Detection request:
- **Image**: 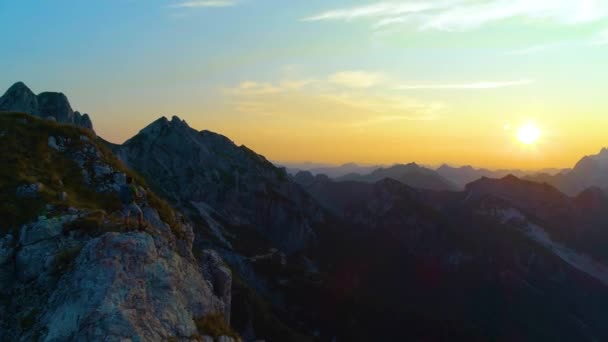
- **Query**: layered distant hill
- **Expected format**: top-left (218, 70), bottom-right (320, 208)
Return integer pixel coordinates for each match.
top-left (281, 162), bottom-right (382, 178)
top-left (525, 148), bottom-right (608, 195)
top-left (334, 163), bottom-right (459, 191)
top-left (288, 160), bottom-right (567, 191)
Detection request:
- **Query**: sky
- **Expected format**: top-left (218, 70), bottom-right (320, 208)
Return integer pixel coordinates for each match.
top-left (1, 0), bottom-right (608, 169)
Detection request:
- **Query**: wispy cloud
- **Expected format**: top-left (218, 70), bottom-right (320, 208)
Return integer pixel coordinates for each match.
top-left (170, 1), bottom-right (236, 8)
top-left (328, 71), bottom-right (386, 88)
top-left (396, 79), bottom-right (534, 90)
top-left (505, 27), bottom-right (608, 55)
top-left (224, 79), bottom-right (318, 96)
top-left (506, 42), bottom-right (570, 55)
top-left (223, 69), bottom-right (445, 123)
top-left (304, 1), bottom-right (608, 32)
top-left (226, 81), bottom-right (283, 95)
top-left (303, 2), bottom-right (446, 22)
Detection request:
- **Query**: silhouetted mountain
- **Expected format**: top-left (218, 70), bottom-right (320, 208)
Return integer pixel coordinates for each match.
top-left (114, 115), bottom-right (325, 253)
top-left (526, 148), bottom-right (608, 195)
top-left (336, 163), bottom-right (458, 191)
top-left (436, 164), bottom-right (569, 189)
top-left (436, 164), bottom-right (528, 189)
top-left (0, 82), bottom-right (93, 130)
top-left (292, 170), bottom-right (316, 186)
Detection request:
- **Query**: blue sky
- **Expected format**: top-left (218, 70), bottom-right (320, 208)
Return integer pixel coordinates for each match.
top-left (2, 1), bottom-right (608, 168)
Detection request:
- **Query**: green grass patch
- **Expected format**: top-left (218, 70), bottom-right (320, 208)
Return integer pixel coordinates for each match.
top-left (0, 112), bottom-right (185, 240)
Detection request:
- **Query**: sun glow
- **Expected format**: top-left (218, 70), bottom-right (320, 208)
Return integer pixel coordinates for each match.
top-left (516, 123), bottom-right (541, 145)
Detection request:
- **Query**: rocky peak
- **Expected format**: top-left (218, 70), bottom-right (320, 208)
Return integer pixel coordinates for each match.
top-left (0, 81), bottom-right (39, 115)
top-left (0, 82), bottom-right (93, 130)
top-left (4, 81), bottom-right (33, 96)
top-left (73, 111), bottom-right (93, 130)
top-left (171, 115), bottom-right (189, 127)
top-left (137, 115), bottom-right (192, 139)
top-left (589, 147), bottom-right (608, 169)
top-left (37, 91), bottom-right (74, 123)
top-left (118, 116), bottom-right (325, 252)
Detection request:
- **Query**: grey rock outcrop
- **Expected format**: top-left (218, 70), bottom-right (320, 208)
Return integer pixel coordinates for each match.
top-left (0, 82), bottom-right (94, 130)
top-left (40, 232), bottom-right (225, 341)
top-left (201, 250), bottom-right (232, 322)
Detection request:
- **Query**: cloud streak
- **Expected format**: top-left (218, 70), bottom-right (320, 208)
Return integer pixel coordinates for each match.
top-left (224, 70), bottom-right (445, 123)
top-left (328, 71), bottom-right (386, 88)
top-left (304, 1), bottom-right (608, 32)
top-left (397, 79), bottom-right (534, 90)
top-left (170, 1), bottom-right (236, 8)
top-left (505, 27), bottom-right (608, 55)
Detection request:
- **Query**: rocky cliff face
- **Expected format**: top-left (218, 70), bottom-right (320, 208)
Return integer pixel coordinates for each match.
top-left (0, 82), bottom-right (93, 131)
top-left (114, 116), bottom-right (325, 253)
top-left (0, 113), bottom-right (235, 341)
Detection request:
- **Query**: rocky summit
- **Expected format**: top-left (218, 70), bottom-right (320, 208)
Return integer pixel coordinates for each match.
top-left (114, 115), bottom-right (326, 253)
top-left (0, 82), bottom-right (93, 130)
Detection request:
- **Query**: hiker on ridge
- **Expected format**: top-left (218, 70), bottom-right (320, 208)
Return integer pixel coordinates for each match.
top-left (120, 176), bottom-right (147, 230)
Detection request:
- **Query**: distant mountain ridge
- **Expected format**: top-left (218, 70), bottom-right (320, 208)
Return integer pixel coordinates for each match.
top-left (335, 162), bottom-right (458, 191)
top-left (525, 147), bottom-right (608, 195)
top-left (436, 164), bottom-right (527, 189)
top-left (0, 82), bottom-right (93, 130)
top-left (281, 162), bottom-right (382, 178)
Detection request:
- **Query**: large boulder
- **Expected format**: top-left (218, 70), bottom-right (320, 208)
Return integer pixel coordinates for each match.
top-left (40, 232), bottom-right (226, 341)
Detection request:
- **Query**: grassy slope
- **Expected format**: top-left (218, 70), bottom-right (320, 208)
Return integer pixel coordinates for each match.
top-left (0, 112), bottom-right (178, 236)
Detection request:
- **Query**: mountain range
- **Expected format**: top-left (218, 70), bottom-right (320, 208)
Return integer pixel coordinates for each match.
top-left (2, 81), bottom-right (608, 341)
top-left (288, 161), bottom-right (569, 191)
top-left (333, 163), bottom-right (459, 191)
top-left (282, 162), bottom-right (383, 179)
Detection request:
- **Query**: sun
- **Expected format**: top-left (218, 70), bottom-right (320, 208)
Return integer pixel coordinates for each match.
top-left (516, 123), bottom-right (541, 145)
